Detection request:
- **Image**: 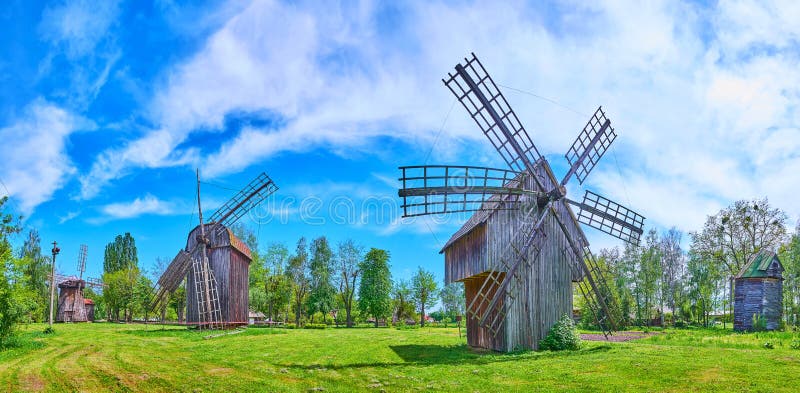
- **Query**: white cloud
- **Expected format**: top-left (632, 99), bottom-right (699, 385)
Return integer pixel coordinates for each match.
top-left (0, 100), bottom-right (86, 214)
top-left (100, 194), bottom-right (176, 219)
top-left (38, 0), bottom-right (121, 59)
top-left (78, 0), bottom-right (800, 236)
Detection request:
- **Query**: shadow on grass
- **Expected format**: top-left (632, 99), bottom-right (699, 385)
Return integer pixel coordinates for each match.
top-left (277, 343), bottom-right (612, 370)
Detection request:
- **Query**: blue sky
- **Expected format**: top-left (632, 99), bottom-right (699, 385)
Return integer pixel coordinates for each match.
top-left (1, 0), bottom-right (799, 284)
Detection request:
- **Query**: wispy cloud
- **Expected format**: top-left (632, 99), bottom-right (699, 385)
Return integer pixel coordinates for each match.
top-left (75, 0), bottom-right (800, 234)
top-left (0, 99), bottom-right (87, 214)
top-left (100, 194), bottom-right (176, 220)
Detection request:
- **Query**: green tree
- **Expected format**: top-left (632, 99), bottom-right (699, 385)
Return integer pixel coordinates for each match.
top-left (286, 237), bottom-right (309, 326)
top-left (335, 239), bottom-right (363, 327)
top-left (780, 226), bottom-right (800, 327)
top-left (169, 284), bottom-right (187, 322)
top-left (103, 233), bottom-right (139, 273)
top-left (393, 279), bottom-right (415, 323)
top-left (307, 237), bottom-right (335, 323)
top-left (411, 267), bottom-right (438, 327)
top-left (439, 282), bottom-right (464, 320)
top-left (263, 243), bottom-right (291, 322)
top-left (103, 233), bottom-right (139, 320)
top-left (358, 248), bottom-right (393, 327)
top-left (691, 198), bottom-right (788, 322)
top-left (0, 196), bottom-right (23, 346)
top-left (15, 229), bottom-right (50, 322)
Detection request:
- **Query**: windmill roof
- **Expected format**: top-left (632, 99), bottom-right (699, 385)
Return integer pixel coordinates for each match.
top-left (439, 178), bottom-right (522, 253)
top-left (735, 250), bottom-right (782, 279)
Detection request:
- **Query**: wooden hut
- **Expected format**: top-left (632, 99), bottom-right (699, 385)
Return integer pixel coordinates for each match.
top-left (84, 298), bottom-right (95, 321)
top-left (734, 250), bottom-right (783, 331)
top-left (442, 164), bottom-right (585, 351)
top-left (186, 223), bottom-right (252, 326)
top-left (56, 278), bottom-right (88, 322)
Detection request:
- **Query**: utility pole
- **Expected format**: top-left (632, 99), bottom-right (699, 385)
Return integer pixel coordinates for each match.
top-left (49, 241), bottom-right (60, 328)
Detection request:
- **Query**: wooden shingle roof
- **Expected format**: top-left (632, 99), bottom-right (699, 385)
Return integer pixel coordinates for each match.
top-left (735, 250), bottom-right (783, 279)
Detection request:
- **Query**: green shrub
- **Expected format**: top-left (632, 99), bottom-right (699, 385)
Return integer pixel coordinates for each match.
top-left (285, 323), bottom-right (297, 329)
top-left (790, 340), bottom-right (800, 350)
top-left (539, 314), bottom-right (582, 351)
top-left (304, 324), bottom-right (327, 330)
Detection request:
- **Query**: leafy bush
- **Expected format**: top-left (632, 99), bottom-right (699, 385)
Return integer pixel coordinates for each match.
top-left (539, 314), bottom-right (582, 351)
top-left (284, 323), bottom-right (297, 329)
top-left (304, 324), bottom-right (327, 330)
top-left (674, 320), bottom-right (686, 328)
top-left (790, 340), bottom-right (800, 350)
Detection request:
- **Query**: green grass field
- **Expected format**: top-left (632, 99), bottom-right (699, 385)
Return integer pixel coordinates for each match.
top-left (2, 323), bottom-right (800, 392)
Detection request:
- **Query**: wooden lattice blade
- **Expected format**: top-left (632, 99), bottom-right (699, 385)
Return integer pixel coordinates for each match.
top-left (149, 248), bottom-right (193, 311)
top-left (561, 107), bottom-right (617, 186)
top-left (398, 165), bottom-right (541, 218)
top-left (567, 191), bottom-right (645, 246)
top-left (208, 172), bottom-right (278, 230)
top-left (443, 53), bottom-right (543, 180)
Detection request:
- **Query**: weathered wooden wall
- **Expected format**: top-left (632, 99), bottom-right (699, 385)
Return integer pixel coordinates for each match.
top-left (446, 160), bottom-right (584, 351)
top-left (734, 278), bottom-right (783, 331)
top-left (85, 302), bottom-right (95, 322)
top-left (56, 281), bottom-right (88, 322)
top-left (463, 273), bottom-right (506, 351)
top-left (186, 224), bottom-right (251, 326)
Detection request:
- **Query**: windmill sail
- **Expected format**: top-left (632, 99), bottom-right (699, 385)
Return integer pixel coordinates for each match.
top-left (398, 165), bottom-right (541, 217)
top-left (561, 107), bottom-right (617, 186)
top-left (444, 54), bottom-right (543, 178)
top-left (568, 190), bottom-right (645, 245)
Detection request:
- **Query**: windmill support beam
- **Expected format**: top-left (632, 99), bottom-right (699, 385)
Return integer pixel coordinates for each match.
top-left (399, 186), bottom-right (537, 198)
top-left (560, 119), bottom-right (611, 187)
top-left (548, 204), bottom-right (617, 332)
top-left (477, 206), bottom-right (550, 327)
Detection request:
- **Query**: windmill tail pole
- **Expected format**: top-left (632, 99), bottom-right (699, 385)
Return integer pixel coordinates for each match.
top-left (49, 242), bottom-right (60, 328)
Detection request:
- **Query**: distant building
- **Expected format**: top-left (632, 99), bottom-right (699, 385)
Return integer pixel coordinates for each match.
top-left (56, 278), bottom-right (88, 322)
top-left (734, 250), bottom-right (783, 331)
top-left (248, 311), bottom-right (265, 325)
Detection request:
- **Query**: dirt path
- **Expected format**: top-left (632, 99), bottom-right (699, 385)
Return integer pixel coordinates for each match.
top-left (580, 331), bottom-right (659, 342)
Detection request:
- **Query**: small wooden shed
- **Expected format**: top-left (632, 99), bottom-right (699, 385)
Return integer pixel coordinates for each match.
top-left (84, 298), bottom-right (95, 321)
top-left (56, 278), bottom-right (88, 322)
top-left (186, 223), bottom-right (252, 326)
top-left (734, 250), bottom-right (783, 331)
top-left (442, 163), bottom-right (585, 352)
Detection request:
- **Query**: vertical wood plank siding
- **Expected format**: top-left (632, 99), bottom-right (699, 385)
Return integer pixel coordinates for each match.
top-left (56, 280), bottom-right (88, 322)
top-left (186, 224), bottom-right (252, 326)
top-left (445, 161), bottom-right (582, 351)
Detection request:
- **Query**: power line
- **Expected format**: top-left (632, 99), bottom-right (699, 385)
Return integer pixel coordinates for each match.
top-left (424, 98), bottom-right (457, 165)
top-left (497, 83), bottom-right (589, 118)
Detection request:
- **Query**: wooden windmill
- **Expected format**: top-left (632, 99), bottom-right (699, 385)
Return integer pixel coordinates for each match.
top-left (398, 53), bottom-right (645, 351)
top-left (150, 170), bottom-right (278, 329)
top-left (55, 244), bottom-right (101, 322)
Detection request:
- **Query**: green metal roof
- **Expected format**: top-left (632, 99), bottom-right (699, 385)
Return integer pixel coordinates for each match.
top-left (736, 250), bottom-right (782, 279)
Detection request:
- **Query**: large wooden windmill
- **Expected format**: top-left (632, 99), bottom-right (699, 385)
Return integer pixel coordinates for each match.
top-left (150, 171), bottom-right (278, 329)
top-left (398, 54), bottom-right (645, 351)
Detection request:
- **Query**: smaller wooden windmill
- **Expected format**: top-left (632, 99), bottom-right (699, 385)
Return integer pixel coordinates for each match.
top-left (150, 170), bottom-right (278, 329)
top-left (56, 244), bottom-right (93, 322)
top-left (398, 53), bottom-right (645, 351)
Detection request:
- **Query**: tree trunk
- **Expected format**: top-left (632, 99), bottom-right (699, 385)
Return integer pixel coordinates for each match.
top-left (345, 307), bottom-right (352, 327)
top-left (374, 316), bottom-right (379, 328)
top-left (420, 304), bottom-right (425, 327)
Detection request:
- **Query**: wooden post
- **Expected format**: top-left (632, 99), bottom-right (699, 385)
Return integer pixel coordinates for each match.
top-left (456, 315), bottom-right (462, 338)
top-left (49, 241), bottom-right (60, 328)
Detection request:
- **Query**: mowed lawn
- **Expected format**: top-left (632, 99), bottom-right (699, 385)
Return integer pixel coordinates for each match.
top-left (2, 323), bottom-right (800, 392)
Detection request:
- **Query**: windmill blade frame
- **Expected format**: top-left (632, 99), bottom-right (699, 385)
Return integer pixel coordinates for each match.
top-left (398, 165), bottom-right (543, 217)
top-left (149, 249), bottom-right (195, 311)
top-left (208, 172), bottom-right (278, 233)
top-left (444, 54), bottom-right (544, 185)
top-left (561, 106), bottom-right (617, 186)
top-left (566, 190), bottom-right (645, 246)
